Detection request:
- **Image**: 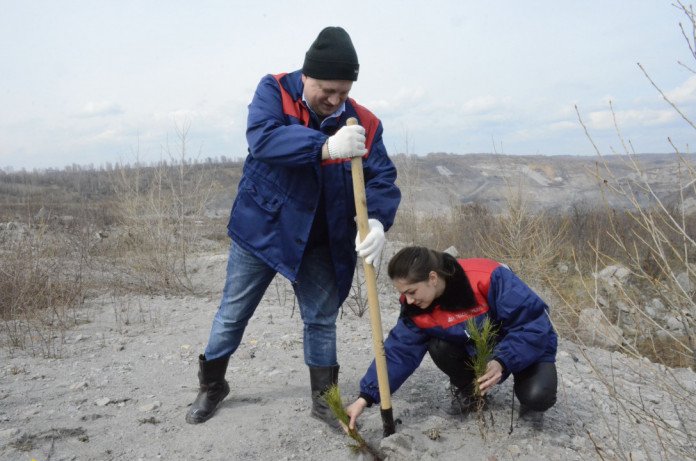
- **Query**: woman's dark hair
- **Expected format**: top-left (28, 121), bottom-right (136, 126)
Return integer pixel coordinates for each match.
top-left (387, 246), bottom-right (457, 283)
top-left (388, 246), bottom-right (476, 313)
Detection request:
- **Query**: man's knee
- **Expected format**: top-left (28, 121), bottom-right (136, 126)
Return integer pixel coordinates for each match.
top-left (303, 306), bottom-right (340, 328)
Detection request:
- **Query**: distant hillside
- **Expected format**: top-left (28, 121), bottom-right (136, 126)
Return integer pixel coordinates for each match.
top-left (1, 153), bottom-right (693, 222)
top-left (390, 152), bottom-right (696, 214)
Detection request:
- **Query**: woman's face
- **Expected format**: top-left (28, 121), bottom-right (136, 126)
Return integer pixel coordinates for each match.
top-left (392, 271), bottom-right (443, 309)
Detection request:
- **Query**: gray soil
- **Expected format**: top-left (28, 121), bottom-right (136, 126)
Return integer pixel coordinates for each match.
top-left (1, 252), bottom-right (695, 461)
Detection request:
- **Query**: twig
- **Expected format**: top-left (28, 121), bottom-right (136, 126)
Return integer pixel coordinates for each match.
top-left (637, 62), bottom-right (696, 132)
top-left (586, 429), bottom-right (608, 461)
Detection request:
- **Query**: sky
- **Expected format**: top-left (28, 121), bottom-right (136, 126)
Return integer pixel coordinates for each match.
top-left (1, 1), bottom-right (695, 170)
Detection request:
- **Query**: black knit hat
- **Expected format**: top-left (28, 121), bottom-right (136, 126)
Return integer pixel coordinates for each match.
top-left (302, 26), bottom-right (359, 81)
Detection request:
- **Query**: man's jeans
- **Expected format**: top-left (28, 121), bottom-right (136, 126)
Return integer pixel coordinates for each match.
top-left (204, 240), bottom-right (340, 367)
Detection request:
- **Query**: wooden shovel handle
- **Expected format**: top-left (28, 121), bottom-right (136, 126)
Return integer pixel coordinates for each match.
top-left (348, 118), bottom-right (371, 242)
top-left (347, 117), bottom-right (395, 436)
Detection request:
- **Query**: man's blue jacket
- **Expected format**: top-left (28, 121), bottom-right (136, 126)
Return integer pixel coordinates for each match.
top-left (227, 70), bottom-right (401, 304)
top-left (360, 258), bottom-right (557, 404)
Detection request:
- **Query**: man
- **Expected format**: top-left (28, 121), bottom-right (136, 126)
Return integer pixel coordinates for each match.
top-left (185, 26), bottom-right (401, 429)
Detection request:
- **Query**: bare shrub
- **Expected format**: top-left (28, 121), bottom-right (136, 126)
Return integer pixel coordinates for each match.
top-left (345, 243), bottom-right (392, 318)
top-left (0, 222), bottom-right (86, 357)
top-left (346, 261), bottom-right (370, 317)
top-left (574, 112), bottom-right (696, 368)
top-left (559, 3), bottom-right (696, 458)
top-left (109, 123), bottom-right (216, 294)
top-left (479, 183), bottom-right (566, 286)
top-left (110, 295), bottom-right (162, 332)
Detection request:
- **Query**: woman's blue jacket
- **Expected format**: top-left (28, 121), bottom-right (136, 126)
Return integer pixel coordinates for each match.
top-left (360, 258), bottom-right (557, 404)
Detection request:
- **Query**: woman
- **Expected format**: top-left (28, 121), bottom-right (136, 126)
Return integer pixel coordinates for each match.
top-left (346, 246), bottom-right (558, 429)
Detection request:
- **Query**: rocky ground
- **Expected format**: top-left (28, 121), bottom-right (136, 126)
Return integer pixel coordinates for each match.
top-left (1, 252), bottom-right (695, 461)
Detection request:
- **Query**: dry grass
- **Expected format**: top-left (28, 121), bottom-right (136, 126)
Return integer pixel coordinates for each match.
top-left (0, 221), bottom-right (87, 357)
top-left (0, 124), bottom-right (225, 354)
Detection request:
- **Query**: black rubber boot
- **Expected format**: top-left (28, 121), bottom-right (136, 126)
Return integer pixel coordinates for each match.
top-left (185, 354), bottom-right (230, 424)
top-left (518, 403), bottom-right (545, 427)
top-left (309, 365), bottom-right (341, 430)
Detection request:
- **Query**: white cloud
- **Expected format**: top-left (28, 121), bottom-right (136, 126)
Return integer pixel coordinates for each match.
top-left (459, 95), bottom-right (509, 115)
top-left (665, 75), bottom-right (696, 103)
top-left (76, 101), bottom-right (123, 118)
top-left (587, 108), bottom-right (676, 130)
top-left (365, 86), bottom-right (426, 115)
top-left (76, 127), bottom-right (122, 145)
top-left (547, 120), bottom-right (577, 132)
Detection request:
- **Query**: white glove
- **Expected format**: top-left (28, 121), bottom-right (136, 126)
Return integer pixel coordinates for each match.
top-left (355, 219), bottom-right (385, 267)
top-left (327, 125), bottom-right (367, 159)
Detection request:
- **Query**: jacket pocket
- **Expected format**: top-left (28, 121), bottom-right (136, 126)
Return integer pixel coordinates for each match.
top-left (239, 177), bottom-right (285, 213)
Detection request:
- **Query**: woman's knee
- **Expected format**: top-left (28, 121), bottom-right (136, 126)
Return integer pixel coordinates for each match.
top-left (514, 362), bottom-right (558, 411)
top-left (428, 338), bottom-right (464, 364)
top-left (427, 338), bottom-right (474, 387)
top-left (517, 384), bottom-right (557, 411)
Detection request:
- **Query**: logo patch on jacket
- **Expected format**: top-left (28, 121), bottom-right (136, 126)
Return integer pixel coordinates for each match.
top-left (411, 304), bottom-right (489, 330)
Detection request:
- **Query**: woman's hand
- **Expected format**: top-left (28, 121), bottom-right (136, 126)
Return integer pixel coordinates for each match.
top-left (345, 397), bottom-right (368, 431)
top-left (477, 360), bottom-right (503, 395)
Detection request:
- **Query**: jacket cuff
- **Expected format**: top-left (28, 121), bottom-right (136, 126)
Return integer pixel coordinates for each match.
top-left (493, 357), bottom-right (508, 375)
top-left (359, 392), bottom-right (375, 407)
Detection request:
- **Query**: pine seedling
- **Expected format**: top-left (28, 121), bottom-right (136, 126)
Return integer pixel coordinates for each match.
top-left (323, 385), bottom-right (382, 460)
top-left (466, 317), bottom-right (498, 438)
top-left (466, 317), bottom-right (498, 396)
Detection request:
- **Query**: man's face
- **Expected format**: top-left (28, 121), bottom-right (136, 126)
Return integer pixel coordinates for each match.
top-left (302, 75), bottom-right (353, 117)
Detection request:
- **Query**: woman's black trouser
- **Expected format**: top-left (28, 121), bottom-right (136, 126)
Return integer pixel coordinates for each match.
top-left (427, 337), bottom-right (558, 411)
